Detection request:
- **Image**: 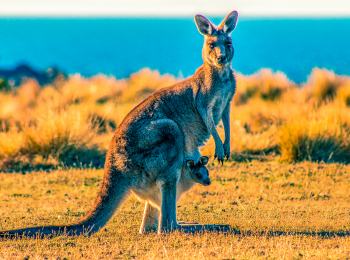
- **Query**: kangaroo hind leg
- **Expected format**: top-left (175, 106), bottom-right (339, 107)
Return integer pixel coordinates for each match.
top-left (139, 201), bottom-right (159, 234)
top-left (158, 176), bottom-right (180, 233)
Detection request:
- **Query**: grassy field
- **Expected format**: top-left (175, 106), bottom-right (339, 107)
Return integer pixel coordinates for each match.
top-left (1, 161), bottom-right (350, 259)
top-left (1, 67), bottom-right (350, 259)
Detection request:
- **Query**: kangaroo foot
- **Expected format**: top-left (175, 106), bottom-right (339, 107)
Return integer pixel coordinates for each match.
top-left (158, 223), bottom-right (232, 233)
top-left (177, 224), bottom-right (232, 233)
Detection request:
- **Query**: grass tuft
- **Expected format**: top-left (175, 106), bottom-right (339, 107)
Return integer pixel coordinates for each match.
top-left (304, 68), bottom-right (350, 103)
top-left (279, 116), bottom-right (350, 163)
top-left (234, 69), bottom-right (296, 105)
top-left (118, 68), bottom-right (177, 103)
top-left (0, 110), bottom-right (105, 171)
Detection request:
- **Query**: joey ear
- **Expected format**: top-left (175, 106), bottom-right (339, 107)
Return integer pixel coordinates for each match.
top-left (195, 15), bottom-right (216, 36)
top-left (218, 11), bottom-right (238, 34)
top-left (186, 160), bottom-right (196, 170)
top-left (199, 156), bottom-right (209, 166)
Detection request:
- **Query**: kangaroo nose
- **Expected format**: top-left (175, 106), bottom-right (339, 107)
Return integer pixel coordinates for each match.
top-left (218, 55), bottom-right (226, 62)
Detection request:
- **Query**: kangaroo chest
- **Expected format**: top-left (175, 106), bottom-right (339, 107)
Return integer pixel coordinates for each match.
top-left (210, 80), bottom-right (234, 125)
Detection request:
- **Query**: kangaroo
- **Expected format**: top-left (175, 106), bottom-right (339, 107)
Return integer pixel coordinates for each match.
top-left (186, 156), bottom-right (211, 186)
top-left (139, 155), bottom-right (211, 234)
top-left (0, 10), bottom-right (238, 237)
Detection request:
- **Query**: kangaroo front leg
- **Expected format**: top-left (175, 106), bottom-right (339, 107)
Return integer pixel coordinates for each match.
top-left (197, 106), bottom-right (224, 163)
top-left (139, 201), bottom-right (159, 234)
top-left (222, 103), bottom-right (231, 160)
top-left (158, 181), bottom-right (179, 233)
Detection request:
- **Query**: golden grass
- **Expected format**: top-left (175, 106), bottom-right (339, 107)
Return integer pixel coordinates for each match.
top-left (1, 162), bottom-right (350, 259)
top-left (118, 68), bottom-right (177, 103)
top-left (234, 69), bottom-right (297, 105)
top-left (0, 67), bottom-right (350, 170)
top-left (279, 116), bottom-right (350, 163)
top-left (303, 68), bottom-right (350, 103)
top-left (0, 109), bottom-right (104, 171)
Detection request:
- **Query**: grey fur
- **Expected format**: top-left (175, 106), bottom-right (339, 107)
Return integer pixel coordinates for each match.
top-left (0, 10), bottom-right (238, 237)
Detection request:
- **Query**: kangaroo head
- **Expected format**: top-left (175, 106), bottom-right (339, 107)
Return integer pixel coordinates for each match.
top-left (195, 11), bottom-right (238, 68)
top-left (186, 156), bottom-right (211, 186)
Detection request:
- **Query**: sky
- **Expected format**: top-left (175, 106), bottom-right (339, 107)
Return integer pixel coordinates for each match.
top-left (0, 0), bottom-right (350, 17)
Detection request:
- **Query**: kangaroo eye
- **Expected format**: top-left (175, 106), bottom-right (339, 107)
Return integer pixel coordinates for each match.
top-left (209, 44), bottom-right (214, 49)
top-left (226, 43), bottom-right (232, 47)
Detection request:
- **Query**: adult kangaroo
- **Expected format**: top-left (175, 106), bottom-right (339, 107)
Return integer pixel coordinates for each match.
top-left (0, 11), bottom-right (238, 237)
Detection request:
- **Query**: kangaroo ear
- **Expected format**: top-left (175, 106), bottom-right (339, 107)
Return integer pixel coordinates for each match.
top-left (195, 15), bottom-right (216, 36)
top-left (186, 160), bottom-right (196, 170)
top-left (199, 156), bottom-right (209, 165)
top-left (218, 11), bottom-right (238, 34)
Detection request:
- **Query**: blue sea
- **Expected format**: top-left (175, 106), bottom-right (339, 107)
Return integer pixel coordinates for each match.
top-left (0, 17), bottom-right (349, 83)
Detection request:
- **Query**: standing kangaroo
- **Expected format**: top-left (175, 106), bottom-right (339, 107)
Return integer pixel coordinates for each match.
top-left (0, 11), bottom-right (238, 237)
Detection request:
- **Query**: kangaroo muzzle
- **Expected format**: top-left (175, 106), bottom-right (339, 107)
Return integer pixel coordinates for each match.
top-left (218, 55), bottom-right (227, 64)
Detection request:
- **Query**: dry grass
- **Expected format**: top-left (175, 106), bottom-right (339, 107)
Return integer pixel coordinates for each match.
top-left (0, 67), bottom-right (350, 170)
top-left (233, 69), bottom-right (297, 105)
top-left (303, 68), bottom-right (350, 103)
top-left (118, 68), bottom-right (176, 103)
top-left (279, 113), bottom-right (350, 163)
top-left (1, 162), bottom-right (350, 259)
top-left (0, 109), bottom-right (104, 171)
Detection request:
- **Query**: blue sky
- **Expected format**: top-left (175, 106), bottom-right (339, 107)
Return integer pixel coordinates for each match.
top-left (0, 0), bottom-right (349, 17)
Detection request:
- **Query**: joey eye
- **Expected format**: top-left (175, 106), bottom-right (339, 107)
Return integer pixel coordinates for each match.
top-left (209, 44), bottom-right (214, 49)
top-left (226, 42), bottom-right (232, 47)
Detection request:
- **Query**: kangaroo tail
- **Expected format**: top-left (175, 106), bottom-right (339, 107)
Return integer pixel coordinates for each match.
top-left (0, 162), bottom-right (131, 238)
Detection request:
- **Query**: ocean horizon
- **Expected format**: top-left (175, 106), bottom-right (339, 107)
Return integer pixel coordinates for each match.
top-left (0, 16), bottom-right (349, 83)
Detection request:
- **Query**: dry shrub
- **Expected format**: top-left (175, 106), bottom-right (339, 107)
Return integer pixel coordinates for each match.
top-left (0, 93), bottom-right (20, 119)
top-left (304, 68), bottom-right (350, 102)
top-left (234, 69), bottom-right (296, 105)
top-left (0, 93), bottom-right (21, 132)
top-left (118, 68), bottom-right (177, 103)
top-left (0, 110), bottom-right (106, 171)
top-left (336, 81), bottom-right (350, 106)
top-left (231, 99), bottom-right (301, 134)
top-left (317, 102), bottom-right (350, 132)
top-left (0, 130), bottom-right (24, 160)
top-left (0, 130), bottom-right (26, 171)
top-left (279, 116), bottom-right (350, 163)
top-left (59, 74), bottom-right (127, 106)
top-left (16, 79), bottom-right (40, 107)
top-left (201, 120), bottom-right (279, 161)
top-left (230, 121), bottom-right (279, 159)
top-left (37, 85), bottom-right (60, 107)
top-left (70, 102), bottom-right (119, 133)
top-left (20, 110), bottom-right (105, 167)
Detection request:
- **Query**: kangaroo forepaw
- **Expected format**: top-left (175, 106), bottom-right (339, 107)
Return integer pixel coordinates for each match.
top-left (223, 142), bottom-right (231, 160)
top-left (214, 156), bottom-right (224, 165)
top-left (214, 155), bottom-right (224, 166)
top-left (214, 147), bottom-right (225, 165)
